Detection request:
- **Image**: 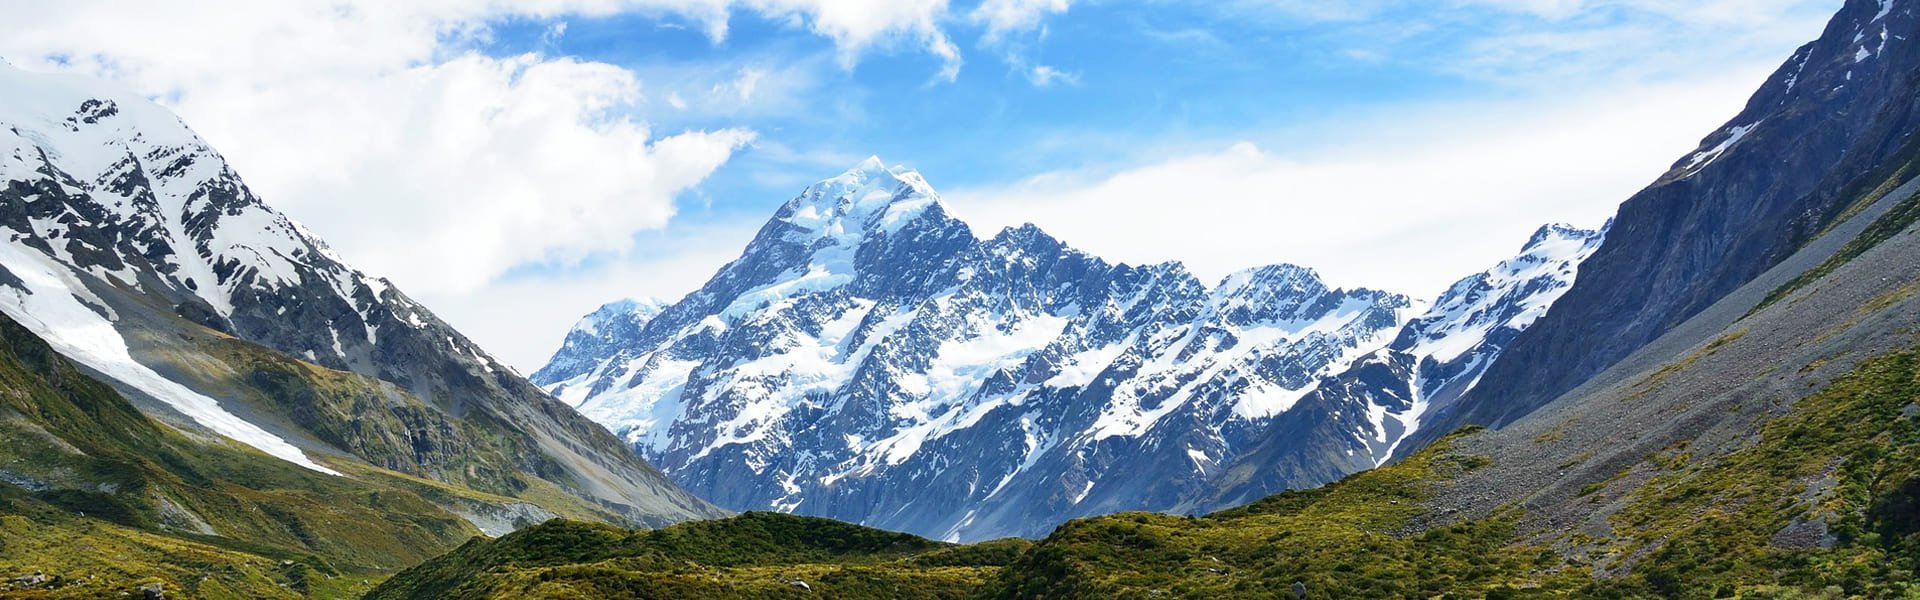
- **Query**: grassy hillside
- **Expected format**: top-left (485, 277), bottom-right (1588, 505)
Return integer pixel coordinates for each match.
top-left (0, 314), bottom-right (489, 597)
top-left (380, 347), bottom-right (1920, 599)
top-left (366, 512), bottom-right (1031, 600)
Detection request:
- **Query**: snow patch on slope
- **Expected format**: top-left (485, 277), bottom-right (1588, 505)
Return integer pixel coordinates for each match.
top-left (1678, 121), bottom-right (1761, 178)
top-left (0, 242), bottom-right (339, 475)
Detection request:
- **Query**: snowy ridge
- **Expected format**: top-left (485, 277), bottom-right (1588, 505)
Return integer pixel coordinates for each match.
top-left (542, 160), bottom-right (1606, 540)
top-left (1372, 222), bottom-right (1607, 462)
top-left (1, 65), bottom-right (314, 313)
top-left (1678, 122), bottom-right (1762, 179)
top-left (1402, 223), bottom-right (1608, 365)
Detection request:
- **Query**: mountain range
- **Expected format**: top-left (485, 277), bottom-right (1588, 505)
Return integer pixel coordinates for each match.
top-left (534, 157), bottom-right (1604, 541)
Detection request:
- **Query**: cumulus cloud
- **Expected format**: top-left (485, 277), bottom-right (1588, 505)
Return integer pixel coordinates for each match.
top-left (230, 53), bottom-right (753, 293)
top-left (944, 70), bottom-right (1778, 299)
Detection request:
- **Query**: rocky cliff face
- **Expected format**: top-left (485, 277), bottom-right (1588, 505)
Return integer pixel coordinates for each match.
top-left (0, 62), bottom-right (720, 528)
top-left (1424, 0), bottom-right (1920, 442)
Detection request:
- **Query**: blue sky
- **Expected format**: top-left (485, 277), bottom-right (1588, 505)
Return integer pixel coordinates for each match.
top-left (3, 0), bottom-right (1843, 369)
top-left (471, 2), bottom-right (1560, 228)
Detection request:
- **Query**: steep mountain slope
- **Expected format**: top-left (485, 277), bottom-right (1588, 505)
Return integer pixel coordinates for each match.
top-left (1194, 223), bottom-right (1604, 511)
top-left (0, 61), bottom-right (720, 534)
top-left (1424, 0), bottom-right (1920, 441)
top-left (537, 160), bottom-right (1600, 542)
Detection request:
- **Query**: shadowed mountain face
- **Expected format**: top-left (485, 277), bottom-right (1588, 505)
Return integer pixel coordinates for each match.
top-left (0, 62), bottom-right (721, 533)
top-left (537, 157), bottom-right (1601, 541)
top-left (1423, 0), bottom-right (1920, 443)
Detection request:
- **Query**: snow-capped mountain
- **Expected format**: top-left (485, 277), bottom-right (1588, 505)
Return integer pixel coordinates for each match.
top-left (0, 62), bottom-right (719, 528)
top-left (1195, 222), bottom-right (1605, 510)
top-left (538, 158), bottom-right (1601, 541)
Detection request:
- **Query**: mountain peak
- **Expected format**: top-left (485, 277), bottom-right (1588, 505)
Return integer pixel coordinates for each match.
top-left (575, 297), bottom-right (668, 335)
top-left (764, 156), bottom-right (953, 255)
top-left (812, 155), bottom-right (931, 197)
top-left (1218, 263), bottom-right (1325, 295)
top-left (850, 154), bottom-right (889, 175)
top-left (1522, 223), bottom-right (1601, 253)
top-left (987, 222), bottom-right (1060, 247)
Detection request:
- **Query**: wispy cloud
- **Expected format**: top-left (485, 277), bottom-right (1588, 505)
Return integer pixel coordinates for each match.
top-left (1027, 64), bottom-right (1080, 86)
top-left (1216, 0), bottom-right (1839, 86)
top-left (971, 0), bottom-right (1072, 42)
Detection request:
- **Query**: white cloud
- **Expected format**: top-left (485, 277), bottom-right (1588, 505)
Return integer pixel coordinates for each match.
top-left (945, 69), bottom-right (1779, 300)
top-left (421, 220), bottom-right (763, 371)
top-left (713, 67), bottom-right (768, 102)
top-left (218, 53), bottom-right (754, 293)
top-left (748, 0), bottom-right (963, 80)
top-left (1027, 64), bottom-right (1079, 87)
top-left (971, 0), bottom-right (1070, 41)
